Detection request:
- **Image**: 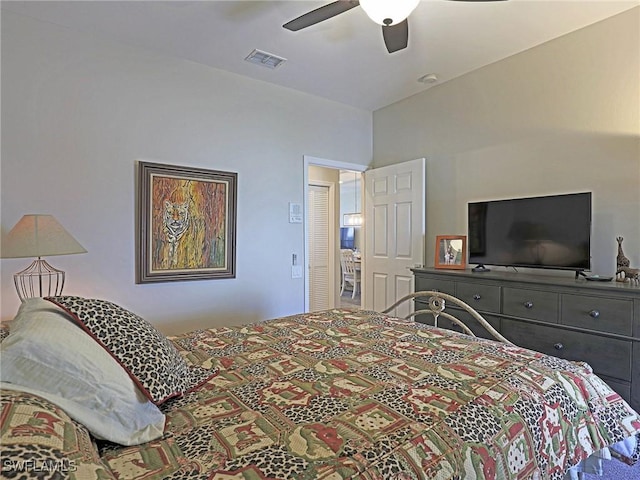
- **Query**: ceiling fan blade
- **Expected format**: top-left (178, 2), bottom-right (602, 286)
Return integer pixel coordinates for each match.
top-left (382, 20), bottom-right (408, 53)
top-left (283, 1), bottom-right (360, 31)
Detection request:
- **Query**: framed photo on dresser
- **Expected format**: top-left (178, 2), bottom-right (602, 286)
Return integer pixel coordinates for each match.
top-left (435, 235), bottom-right (467, 270)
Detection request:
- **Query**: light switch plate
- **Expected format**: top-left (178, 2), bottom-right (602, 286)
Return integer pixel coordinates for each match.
top-left (292, 265), bottom-right (303, 278)
top-left (289, 203), bottom-right (302, 223)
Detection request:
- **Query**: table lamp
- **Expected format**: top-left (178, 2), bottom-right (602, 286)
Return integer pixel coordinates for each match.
top-left (1, 214), bottom-right (87, 301)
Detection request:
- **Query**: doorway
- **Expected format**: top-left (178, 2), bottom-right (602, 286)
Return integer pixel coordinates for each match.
top-left (304, 156), bottom-right (426, 314)
top-left (338, 170), bottom-right (363, 308)
top-left (304, 156), bottom-right (366, 312)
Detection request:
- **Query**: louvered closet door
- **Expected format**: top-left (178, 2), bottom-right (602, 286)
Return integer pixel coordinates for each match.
top-left (308, 184), bottom-right (330, 311)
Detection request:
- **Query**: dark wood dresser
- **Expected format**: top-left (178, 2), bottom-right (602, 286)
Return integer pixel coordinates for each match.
top-left (412, 267), bottom-right (640, 412)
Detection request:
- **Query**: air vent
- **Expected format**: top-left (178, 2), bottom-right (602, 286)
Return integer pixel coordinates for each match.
top-left (245, 49), bottom-right (287, 69)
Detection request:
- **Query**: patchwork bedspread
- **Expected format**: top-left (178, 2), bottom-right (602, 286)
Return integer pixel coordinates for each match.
top-left (104, 309), bottom-right (640, 479)
top-left (2, 308), bottom-right (640, 479)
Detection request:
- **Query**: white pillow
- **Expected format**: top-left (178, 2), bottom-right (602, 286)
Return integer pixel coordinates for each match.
top-left (0, 298), bottom-right (165, 446)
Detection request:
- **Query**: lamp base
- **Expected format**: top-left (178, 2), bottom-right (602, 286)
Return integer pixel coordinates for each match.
top-left (13, 258), bottom-right (65, 302)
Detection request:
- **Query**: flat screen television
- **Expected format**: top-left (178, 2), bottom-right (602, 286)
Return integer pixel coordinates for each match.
top-left (468, 192), bottom-right (592, 273)
top-left (340, 227), bottom-right (355, 250)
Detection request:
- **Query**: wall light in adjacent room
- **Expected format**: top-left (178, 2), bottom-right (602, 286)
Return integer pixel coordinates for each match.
top-left (343, 213), bottom-right (363, 226)
top-left (343, 172), bottom-right (363, 226)
top-left (1, 214), bottom-right (87, 301)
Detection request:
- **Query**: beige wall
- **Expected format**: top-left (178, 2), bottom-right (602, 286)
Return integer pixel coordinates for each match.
top-left (373, 8), bottom-right (640, 275)
top-left (2, 8), bottom-right (638, 329)
top-left (0, 12), bottom-right (372, 330)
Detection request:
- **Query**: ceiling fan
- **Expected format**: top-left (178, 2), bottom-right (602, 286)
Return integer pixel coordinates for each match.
top-left (283, 0), bottom-right (506, 54)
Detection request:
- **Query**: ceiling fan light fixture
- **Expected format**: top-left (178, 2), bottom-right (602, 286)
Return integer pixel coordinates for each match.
top-left (359, 0), bottom-right (420, 26)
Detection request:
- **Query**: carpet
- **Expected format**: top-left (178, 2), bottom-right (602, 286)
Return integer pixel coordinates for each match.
top-left (596, 458), bottom-right (640, 479)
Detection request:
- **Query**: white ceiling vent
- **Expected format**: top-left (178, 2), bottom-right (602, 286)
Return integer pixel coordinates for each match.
top-left (245, 49), bottom-right (287, 69)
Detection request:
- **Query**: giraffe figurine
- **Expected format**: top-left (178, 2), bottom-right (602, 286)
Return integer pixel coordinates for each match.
top-left (616, 236), bottom-right (632, 282)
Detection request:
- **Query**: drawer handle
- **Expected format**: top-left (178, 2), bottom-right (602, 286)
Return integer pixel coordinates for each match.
top-left (554, 343), bottom-right (564, 351)
top-left (473, 294), bottom-right (482, 301)
top-left (523, 301), bottom-right (534, 309)
top-left (589, 309), bottom-right (600, 318)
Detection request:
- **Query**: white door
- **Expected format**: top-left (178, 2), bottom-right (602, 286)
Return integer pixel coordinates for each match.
top-left (363, 158), bottom-right (425, 317)
top-left (308, 184), bottom-right (334, 311)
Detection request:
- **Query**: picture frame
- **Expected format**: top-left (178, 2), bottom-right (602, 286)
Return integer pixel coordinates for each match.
top-left (434, 235), bottom-right (467, 270)
top-left (137, 161), bottom-right (237, 283)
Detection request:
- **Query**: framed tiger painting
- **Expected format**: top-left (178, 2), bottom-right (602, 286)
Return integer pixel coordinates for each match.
top-left (136, 161), bottom-right (237, 283)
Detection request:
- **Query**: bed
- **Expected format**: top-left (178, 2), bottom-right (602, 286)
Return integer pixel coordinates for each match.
top-left (1, 294), bottom-right (639, 480)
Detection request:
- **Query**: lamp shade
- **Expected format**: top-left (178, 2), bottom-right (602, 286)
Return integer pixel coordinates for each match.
top-left (359, 0), bottom-right (420, 26)
top-left (1, 215), bottom-right (87, 259)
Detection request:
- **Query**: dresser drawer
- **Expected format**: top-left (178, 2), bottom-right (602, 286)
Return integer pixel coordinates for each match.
top-left (438, 312), bottom-right (501, 341)
top-left (502, 319), bottom-right (632, 382)
top-left (414, 277), bottom-right (455, 296)
top-left (561, 294), bottom-right (633, 336)
top-left (456, 282), bottom-right (501, 313)
top-left (503, 288), bottom-right (559, 323)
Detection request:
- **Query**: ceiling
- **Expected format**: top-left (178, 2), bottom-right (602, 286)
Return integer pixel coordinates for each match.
top-left (2, 1), bottom-right (638, 111)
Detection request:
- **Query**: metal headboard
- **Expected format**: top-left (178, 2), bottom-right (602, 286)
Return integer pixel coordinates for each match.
top-left (382, 290), bottom-right (514, 345)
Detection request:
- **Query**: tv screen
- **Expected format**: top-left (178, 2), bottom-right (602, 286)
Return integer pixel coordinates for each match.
top-left (340, 227), bottom-right (355, 250)
top-left (468, 192), bottom-right (592, 272)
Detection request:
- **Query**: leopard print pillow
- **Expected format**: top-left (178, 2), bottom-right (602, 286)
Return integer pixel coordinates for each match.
top-left (0, 325), bottom-right (9, 343)
top-left (45, 296), bottom-right (217, 404)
